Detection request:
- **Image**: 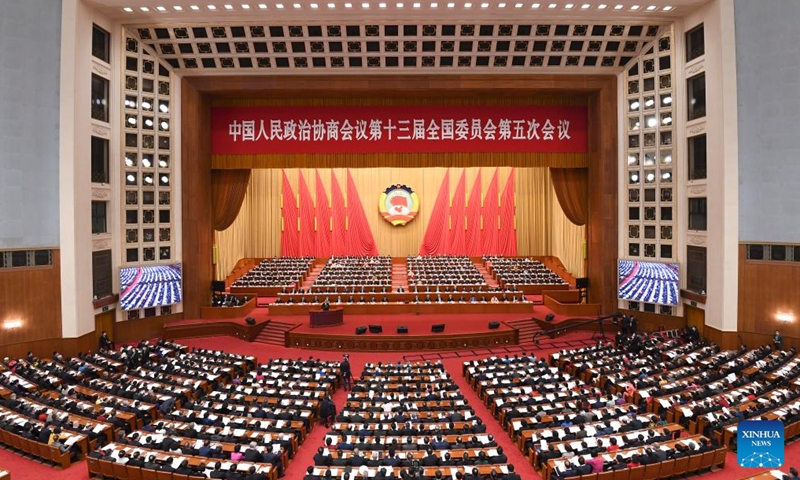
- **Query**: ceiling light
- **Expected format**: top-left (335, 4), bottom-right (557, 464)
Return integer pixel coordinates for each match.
top-left (662, 96), bottom-right (672, 105)
top-left (777, 312), bottom-right (795, 322)
top-left (627, 155), bottom-right (637, 165)
top-left (311, 2), bottom-right (318, 6)
top-left (581, 3), bottom-right (590, 8)
top-left (646, 117), bottom-right (657, 128)
top-left (645, 98), bottom-right (655, 107)
top-left (125, 157), bottom-right (135, 167)
top-left (126, 174), bottom-right (136, 182)
top-left (142, 158), bottom-right (152, 167)
top-left (515, 2), bottom-right (523, 6)
top-left (145, 176), bottom-right (154, 184)
top-left (532, 3), bottom-right (540, 7)
top-left (241, 3), bottom-right (251, 8)
top-left (161, 176), bottom-right (170, 184)
top-left (142, 100), bottom-right (152, 109)
top-left (597, 3), bottom-right (606, 8)
top-left (630, 5), bottom-right (640, 10)
top-left (447, 2), bottom-right (455, 5)
top-left (646, 173), bottom-right (655, 182)
top-left (275, 3), bottom-right (284, 7)
top-left (207, 4), bottom-right (216, 9)
top-left (173, 5), bottom-right (183, 9)
top-left (565, 3), bottom-right (574, 8)
top-left (378, 2), bottom-right (386, 6)
top-left (258, 3), bottom-right (268, 7)
top-left (127, 117), bottom-right (137, 125)
top-left (156, 6), bottom-right (167, 11)
top-left (661, 116), bottom-right (672, 125)
top-left (361, 2), bottom-right (369, 7)
top-left (481, 2), bottom-right (489, 7)
top-left (190, 5), bottom-right (200, 9)
top-left (396, 2), bottom-right (403, 5)
top-left (160, 121), bottom-right (169, 130)
top-left (344, 2), bottom-right (352, 6)
top-left (662, 172), bottom-right (672, 180)
top-left (413, 2), bottom-right (421, 6)
top-left (663, 155), bottom-right (672, 163)
top-left (327, 2), bottom-right (335, 6)
top-left (629, 101), bottom-right (640, 110)
top-left (293, 3), bottom-right (302, 7)
top-left (431, 1), bottom-right (438, 6)
top-left (548, 3), bottom-right (557, 8)
top-left (614, 4), bottom-right (623, 9)
top-left (646, 5), bottom-right (656, 10)
top-left (464, 2), bottom-right (472, 6)
top-left (498, 2), bottom-right (506, 6)
top-left (159, 160), bottom-right (168, 168)
top-left (123, 7), bottom-right (133, 12)
top-left (140, 6), bottom-right (150, 11)
top-left (224, 4), bottom-right (234, 9)
top-left (145, 119), bottom-right (154, 127)
top-left (630, 174), bottom-right (639, 182)
top-left (663, 5), bottom-right (672, 10)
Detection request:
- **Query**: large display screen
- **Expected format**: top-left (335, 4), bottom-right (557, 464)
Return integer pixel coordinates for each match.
top-left (618, 260), bottom-right (680, 306)
top-left (120, 264), bottom-right (182, 311)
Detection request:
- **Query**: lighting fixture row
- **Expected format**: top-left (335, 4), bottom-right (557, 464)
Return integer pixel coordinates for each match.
top-left (123, 3), bottom-right (673, 12)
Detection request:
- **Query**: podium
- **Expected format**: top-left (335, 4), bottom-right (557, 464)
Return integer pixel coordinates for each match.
top-left (310, 307), bottom-right (344, 328)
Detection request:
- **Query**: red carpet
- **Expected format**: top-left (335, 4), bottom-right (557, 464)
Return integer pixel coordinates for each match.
top-left (4, 332), bottom-right (800, 480)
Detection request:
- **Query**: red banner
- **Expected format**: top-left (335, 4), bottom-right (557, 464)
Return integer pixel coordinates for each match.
top-left (211, 105), bottom-right (588, 154)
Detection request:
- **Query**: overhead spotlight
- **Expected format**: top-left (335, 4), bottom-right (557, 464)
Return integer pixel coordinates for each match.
top-left (645, 98), bottom-right (655, 107)
top-left (564, 3), bottom-right (574, 8)
top-left (630, 173), bottom-right (639, 182)
top-left (125, 157), bottom-right (135, 167)
top-left (142, 157), bottom-right (152, 167)
top-left (173, 5), bottom-right (183, 10)
top-left (161, 175), bottom-right (170, 184)
top-left (630, 5), bottom-right (640, 10)
top-left (597, 3), bottom-right (606, 8)
top-left (344, 2), bottom-right (352, 6)
top-left (662, 96), bottom-right (672, 105)
top-left (140, 6), bottom-right (150, 11)
top-left (627, 155), bottom-right (637, 165)
top-left (126, 174), bottom-right (136, 182)
top-left (431, 2), bottom-right (438, 6)
top-left (207, 5), bottom-right (216, 10)
top-left (481, 2), bottom-right (489, 7)
top-left (662, 172), bottom-right (672, 180)
top-left (662, 155), bottom-right (672, 163)
top-left (127, 117), bottom-right (137, 125)
top-left (532, 2), bottom-right (540, 7)
top-left (142, 100), bottom-right (152, 109)
top-left (614, 4), bottom-right (623, 9)
top-left (258, 3), bottom-right (268, 7)
top-left (327, 2), bottom-right (335, 6)
top-left (464, 2), bottom-right (471, 6)
top-left (413, 2), bottom-right (420, 6)
top-left (293, 2), bottom-right (301, 7)
top-left (646, 117), bottom-right (657, 128)
top-left (190, 5), bottom-right (201, 9)
top-left (223, 4), bottom-right (233, 9)
top-left (156, 6), bottom-right (167, 11)
top-left (159, 104), bottom-right (169, 113)
top-left (123, 7), bottom-right (134, 12)
top-left (646, 5), bottom-right (657, 10)
top-left (145, 176), bottom-right (154, 184)
top-left (661, 116), bottom-right (672, 125)
top-left (581, 3), bottom-right (590, 8)
top-left (378, 2), bottom-right (386, 6)
top-left (396, 2), bottom-right (403, 5)
top-left (275, 2), bottom-right (284, 7)
top-left (447, 2), bottom-right (455, 5)
top-left (645, 172), bottom-right (655, 182)
top-left (145, 118), bottom-right (154, 127)
top-left (514, 2), bottom-right (523, 6)
top-left (663, 5), bottom-right (673, 10)
top-left (629, 101), bottom-right (640, 110)
top-left (241, 4), bottom-right (251, 8)
top-left (160, 121), bottom-right (169, 130)
top-left (548, 3), bottom-right (557, 7)
top-left (498, 2), bottom-right (506, 6)
top-left (159, 159), bottom-right (168, 168)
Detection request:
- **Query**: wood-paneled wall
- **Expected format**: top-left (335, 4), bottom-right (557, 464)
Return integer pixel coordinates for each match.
top-left (738, 244), bottom-right (800, 343)
top-left (619, 308), bottom-right (686, 334)
top-left (115, 313), bottom-right (185, 343)
top-left (181, 79), bottom-right (214, 317)
top-left (0, 250), bottom-right (62, 347)
top-left (184, 74), bottom-right (618, 315)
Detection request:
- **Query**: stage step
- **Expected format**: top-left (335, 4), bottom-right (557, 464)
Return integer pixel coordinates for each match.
top-left (254, 321), bottom-right (298, 346)
top-left (505, 318), bottom-right (544, 345)
top-left (300, 263), bottom-right (326, 290)
top-left (391, 258), bottom-right (409, 292)
top-left (473, 261), bottom-right (500, 288)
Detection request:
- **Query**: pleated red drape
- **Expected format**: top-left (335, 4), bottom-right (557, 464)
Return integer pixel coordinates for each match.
top-left (499, 168), bottom-right (518, 256)
top-left (549, 167), bottom-right (589, 226)
top-left (346, 170), bottom-right (379, 256)
top-left (330, 171), bottom-right (348, 256)
top-left (418, 170), bottom-right (450, 256)
top-left (315, 170), bottom-right (332, 257)
top-left (465, 170), bottom-right (483, 257)
top-left (448, 170), bottom-right (467, 255)
top-left (297, 172), bottom-right (317, 256)
top-left (482, 168), bottom-right (500, 254)
top-left (280, 171), bottom-right (299, 257)
top-left (211, 169), bottom-right (251, 231)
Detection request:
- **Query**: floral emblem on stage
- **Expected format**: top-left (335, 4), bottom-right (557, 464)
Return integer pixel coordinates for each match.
top-left (379, 184), bottom-right (420, 226)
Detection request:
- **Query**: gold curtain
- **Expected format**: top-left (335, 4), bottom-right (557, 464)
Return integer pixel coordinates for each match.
top-left (549, 167), bottom-right (589, 226)
top-left (214, 167), bottom-right (584, 279)
top-left (211, 169), bottom-right (251, 231)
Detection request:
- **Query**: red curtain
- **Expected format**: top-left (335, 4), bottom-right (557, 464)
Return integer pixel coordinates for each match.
top-left (346, 170), bottom-right (379, 256)
top-left (419, 170), bottom-right (451, 256)
top-left (330, 171), bottom-right (348, 256)
top-left (211, 169), bottom-right (251, 231)
top-left (280, 171), bottom-right (299, 257)
top-left (482, 168), bottom-right (500, 255)
top-left (297, 171), bottom-right (317, 256)
top-left (499, 168), bottom-right (518, 256)
top-left (315, 170), bottom-right (332, 257)
top-left (550, 167), bottom-right (589, 226)
top-left (448, 170), bottom-right (467, 255)
top-left (465, 170), bottom-right (483, 257)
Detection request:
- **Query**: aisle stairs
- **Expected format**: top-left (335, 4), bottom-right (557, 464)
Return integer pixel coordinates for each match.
top-left (391, 258), bottom-right (409, 292)
top-left (299, 259), bottom-right (327, 290)
top-left (473, 259), bottom-right (500, 288)
top-left (253, 320), bottom-right (297, 346)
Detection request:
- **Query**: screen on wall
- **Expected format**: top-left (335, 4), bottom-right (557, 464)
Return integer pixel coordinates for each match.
top-left (120, 264), bottom-right (182, 311)
top-left (618, 260), bottom-right (680, 306)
